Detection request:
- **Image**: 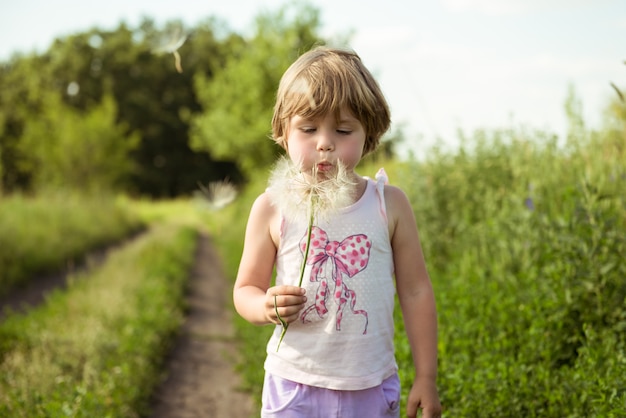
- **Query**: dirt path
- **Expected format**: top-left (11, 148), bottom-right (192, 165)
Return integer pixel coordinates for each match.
top-left (149, 231), bottom-right (255, 418)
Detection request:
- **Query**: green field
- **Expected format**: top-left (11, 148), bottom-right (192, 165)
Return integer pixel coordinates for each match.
top-left (0, 125), bottom-right (624, 417)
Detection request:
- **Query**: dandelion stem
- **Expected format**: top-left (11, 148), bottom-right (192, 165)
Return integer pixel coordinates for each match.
top-left (298, 210), bottom-right (314, 288)
top-left (276, 206), bottom-right (314, 351)
top-left (173, 51), bottom-right (183, 73)
top-left (275, 295), bottom-right (287, 329)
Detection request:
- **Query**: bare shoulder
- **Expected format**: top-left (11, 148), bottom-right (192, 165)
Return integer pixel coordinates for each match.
top-left (383, 184), bottom-right (413, 217)
top-left (250, 191), bottom-right (276, 216)
top-left (247, 191), bottom-right (281, 246)
top-left (382, 184), bottom-right (417, 241)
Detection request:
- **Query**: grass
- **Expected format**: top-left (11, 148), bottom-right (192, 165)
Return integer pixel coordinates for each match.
top-left (0, 191), bottom-right (144, 297)
top-left (1, 117), bottom-right (622, 417)
top-left (0, 222), bottom-right (198, 417)
top-left (400, 127), bottom-right (626, 416)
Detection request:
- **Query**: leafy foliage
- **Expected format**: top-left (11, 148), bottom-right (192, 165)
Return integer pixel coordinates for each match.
top-left (191, 2), bottom-right (326, 175)
top-left (0, 6), bottom-right (340, 197)
top-left (397, 118), bottom-right (626, 416)
top-left (18, 92), bottom-right (138, 192)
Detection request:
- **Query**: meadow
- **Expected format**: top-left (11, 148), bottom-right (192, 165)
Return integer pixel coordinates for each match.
top-left (0, 122), bottom-right (624, 417)
top-left (0, 192), bottom-right (144, 298)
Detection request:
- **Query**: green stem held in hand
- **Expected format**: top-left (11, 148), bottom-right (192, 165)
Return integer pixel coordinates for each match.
top-left (276, 208), bottom-right (314, 351)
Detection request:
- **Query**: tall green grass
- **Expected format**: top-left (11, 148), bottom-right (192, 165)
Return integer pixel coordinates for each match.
top-left (0, 223), bottom-right (197, 417)
top-left (0, 191), bottom-right (144, 297)
top-left (397, 126), bottom-right (626, 416)
top-left (212, 125), bottom-right (626, 416)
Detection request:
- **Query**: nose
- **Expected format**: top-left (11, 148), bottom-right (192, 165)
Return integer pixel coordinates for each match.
top-left (316, 131), bottom-right (334, 151)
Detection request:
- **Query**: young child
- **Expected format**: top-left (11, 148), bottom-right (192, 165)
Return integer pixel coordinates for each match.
top-left (233, 46), bottom-right (441, 418)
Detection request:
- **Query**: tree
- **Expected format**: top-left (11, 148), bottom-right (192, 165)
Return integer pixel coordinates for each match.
top-left (17, 91), bottom-right (138, 192)
top-left (190, 3), bottom-right (326, 175)
top-left (55, 19), bottom-right (242, 196)
top-left (0, 53), bottom-right (55, 192)
top-left (1, 7), bottom-right (344, 195)
top-left (0, 18), bottom-right (246, 196)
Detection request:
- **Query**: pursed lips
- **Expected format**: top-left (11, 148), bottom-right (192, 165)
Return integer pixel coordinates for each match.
top-left (316, 161), bottom-right (334, 172)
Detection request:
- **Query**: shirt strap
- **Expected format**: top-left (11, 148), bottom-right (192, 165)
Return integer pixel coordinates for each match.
top-left (374, 168), bottom-right (388, 222)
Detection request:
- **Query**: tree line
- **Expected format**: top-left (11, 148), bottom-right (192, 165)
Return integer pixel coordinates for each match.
top-left (0, 3), bottom-right (340, 197)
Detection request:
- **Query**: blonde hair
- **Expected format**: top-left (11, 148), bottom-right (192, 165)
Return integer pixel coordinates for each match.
top-left (271, 46), bottom-right (391, 155)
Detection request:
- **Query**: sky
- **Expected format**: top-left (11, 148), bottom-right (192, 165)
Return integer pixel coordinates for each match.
top-left (1, 0), bottom-right (625, 154)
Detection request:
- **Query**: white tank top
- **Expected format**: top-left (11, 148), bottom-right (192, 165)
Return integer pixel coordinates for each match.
top-left (264, 171), bottom-right (398, 390)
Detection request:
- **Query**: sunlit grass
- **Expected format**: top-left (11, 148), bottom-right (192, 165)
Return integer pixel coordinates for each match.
top-left (0, 223), bottom-right (197, 417)
top-left (2, 122), bottom-right (623, 416)
top-left (0, 191), bottom-right (144, 297)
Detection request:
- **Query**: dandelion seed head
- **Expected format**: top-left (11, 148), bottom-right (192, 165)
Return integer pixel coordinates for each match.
top-left (267, 157), bottom-right (356, 223)
top-left (151, 26), bottom-right (188, 73)
top-left (194, 180), bottom-right (238, 210)
top-left (152, 27), bottom-right (188, 54)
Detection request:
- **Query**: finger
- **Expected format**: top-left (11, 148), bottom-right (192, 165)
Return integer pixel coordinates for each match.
top-left (265, 294), bottom-right (282, 325)
top-left (405, 403), bottom-right (419, 418)
top-left (266, 288), bottom-right (306, 325)
top-left (274, 302), bottom-right (306, 323)
top-left (273, 293), bottom-right (307, 309)
top-left (421, 407), bottom-right (442, 418)
top-left (274, 295), bottom-right (287, 327)
top-left (274, 285), bottom-right (306, 296)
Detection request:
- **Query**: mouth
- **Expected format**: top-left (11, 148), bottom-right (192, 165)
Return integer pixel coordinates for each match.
top-left (316, 161), bottom-right (334, 172)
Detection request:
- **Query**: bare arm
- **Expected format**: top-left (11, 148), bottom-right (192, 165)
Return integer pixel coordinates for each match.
top-left (386, 185), bottom-right (441, 418)
top-left (233, 192), bottom-right (306, 326)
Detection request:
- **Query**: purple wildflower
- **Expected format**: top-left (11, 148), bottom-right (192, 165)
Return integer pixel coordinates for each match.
top-left (524, 197), bottom-right (535, 211)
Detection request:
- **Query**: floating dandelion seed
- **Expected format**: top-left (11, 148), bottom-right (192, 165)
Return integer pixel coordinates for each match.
top-left (66, 81), bottom-right (80, 96)
top-left (152, 27), bottom-right (187, 73)
top-left (266, 157), bottom-right (356, 350)
top-left (194, 180), bottom-right (238, 210)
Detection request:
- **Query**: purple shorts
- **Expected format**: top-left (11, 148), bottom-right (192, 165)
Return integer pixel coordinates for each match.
top-left (261, 372), bottom-right (401, 418)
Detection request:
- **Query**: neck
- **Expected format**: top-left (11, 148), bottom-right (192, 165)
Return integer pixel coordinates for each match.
top-left (350, 174), bottom-right (367, 203)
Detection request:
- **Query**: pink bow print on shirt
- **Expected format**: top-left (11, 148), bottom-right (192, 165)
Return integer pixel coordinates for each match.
top-left (299, 226), bottom-right (371, 334)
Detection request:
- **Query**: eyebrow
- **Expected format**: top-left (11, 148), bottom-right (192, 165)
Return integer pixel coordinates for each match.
top-left (291, 113), bottom-right (359, 124)
top-left (338, 117), bottom-right (357, 123)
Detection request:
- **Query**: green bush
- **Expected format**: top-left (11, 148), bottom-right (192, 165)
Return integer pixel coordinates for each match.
top-left (400, 127), bottom-right (626, 416)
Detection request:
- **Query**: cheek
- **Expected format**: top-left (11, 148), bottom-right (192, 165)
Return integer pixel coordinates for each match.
top-left (286, 140), bottom-right (308, 163)
top-left (341, 140), bottom-right (365, 163)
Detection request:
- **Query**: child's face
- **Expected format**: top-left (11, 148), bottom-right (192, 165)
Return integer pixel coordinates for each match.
top-left (286, 108), bottom-right (366, 176)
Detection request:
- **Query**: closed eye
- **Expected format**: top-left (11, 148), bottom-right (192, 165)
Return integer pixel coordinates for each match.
top-left (337, 130), bottom-right (352, 135)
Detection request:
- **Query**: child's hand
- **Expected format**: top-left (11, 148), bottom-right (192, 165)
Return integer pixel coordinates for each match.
top-left (406, 377), bottom-right (441, 418)
top-left (265, 286), bottom-right (307, 325)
